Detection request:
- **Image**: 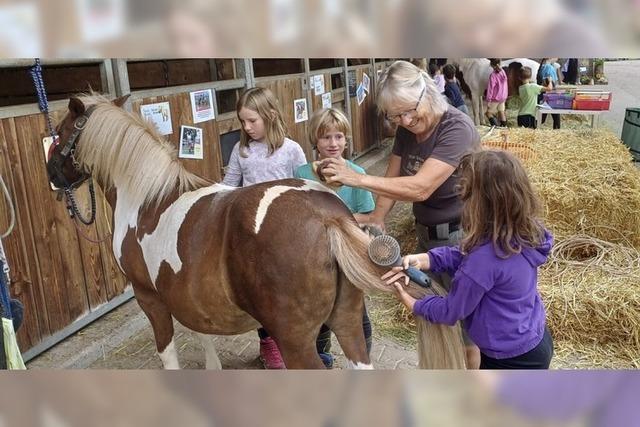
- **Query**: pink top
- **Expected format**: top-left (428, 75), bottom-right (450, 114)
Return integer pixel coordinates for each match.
top-left (486, 69), bottom-right (508, 102)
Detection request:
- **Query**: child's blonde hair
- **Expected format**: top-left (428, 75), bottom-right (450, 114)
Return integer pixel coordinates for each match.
top-left (307, 108), bottom-right (351, 148)
top-left (236, 87), bottom-right (288, 157)
top-left (376, 60), bottom-right (448, 118)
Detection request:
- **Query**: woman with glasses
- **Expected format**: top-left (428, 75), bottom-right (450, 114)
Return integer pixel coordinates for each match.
top-left (321, 60), bottom-right (481, 368)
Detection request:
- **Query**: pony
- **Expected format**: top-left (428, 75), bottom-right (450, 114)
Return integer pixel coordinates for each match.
top-left (448, 58), bottom-right (492, 126)
top-left (46, 94), bottom-right (465, 369)
top-left (501, 58), bottom-right (540, 98)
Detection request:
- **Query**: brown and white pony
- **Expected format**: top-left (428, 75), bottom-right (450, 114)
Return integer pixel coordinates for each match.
top-left (46, 94), bottom-right (465, 369)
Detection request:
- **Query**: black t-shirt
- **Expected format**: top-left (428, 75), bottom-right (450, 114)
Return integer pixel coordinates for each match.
top-left (392, 106), bottom-right (479, 226)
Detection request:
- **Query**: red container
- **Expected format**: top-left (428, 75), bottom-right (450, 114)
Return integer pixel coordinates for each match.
top-left (543, 92), bottom-right (574, 109)
top-left (573, 91), bottom-right (612, 111)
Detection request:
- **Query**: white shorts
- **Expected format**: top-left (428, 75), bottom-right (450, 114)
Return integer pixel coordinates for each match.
top-left (486, 101), bottom-right (506, 114)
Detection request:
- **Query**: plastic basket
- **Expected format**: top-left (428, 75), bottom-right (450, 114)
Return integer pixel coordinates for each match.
top-left (573, 91), bottom-right (612, 110)
top-left (543, 92), bottom-right (574, 109)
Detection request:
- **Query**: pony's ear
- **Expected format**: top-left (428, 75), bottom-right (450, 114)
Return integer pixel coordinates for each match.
top-left (112, 94), bottom-right (131, 108)
top-left (69, 97), bottom-right (86, 116)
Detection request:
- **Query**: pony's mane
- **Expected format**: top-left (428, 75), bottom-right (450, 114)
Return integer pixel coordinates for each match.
top-left (73, 94), bottom-right (210, 208)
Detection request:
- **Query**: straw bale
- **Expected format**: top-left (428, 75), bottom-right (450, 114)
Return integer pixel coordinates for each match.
top-left (539, 236), bottom-right (640, 352)
top-left (376, 127), bottom-right (640, 367)
top-left (484, 128), bottom-right (640, 246)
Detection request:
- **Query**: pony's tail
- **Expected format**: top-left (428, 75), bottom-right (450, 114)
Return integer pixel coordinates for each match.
top-left (326, 217), bottom-right (466, 369)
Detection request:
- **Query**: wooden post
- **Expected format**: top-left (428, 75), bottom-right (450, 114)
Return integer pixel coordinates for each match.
top-left (111, 59), bottom-right (131, 111)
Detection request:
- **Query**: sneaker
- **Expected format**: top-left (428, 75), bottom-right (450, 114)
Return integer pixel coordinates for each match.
top-left (259, 337), bottom-right (286, 369)
top-left (318, 352), bottom-right (334, 369)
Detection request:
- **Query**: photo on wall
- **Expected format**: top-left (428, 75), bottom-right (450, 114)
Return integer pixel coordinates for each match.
top-left (190, 89), bottom-right (216, 123)
top-left (179, 125), bottom-right (204, 159)
top-left (294, 98), bottom-right (308, 123)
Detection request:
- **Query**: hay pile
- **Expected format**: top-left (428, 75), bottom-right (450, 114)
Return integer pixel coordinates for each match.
top-left (482, 128), bottom-right (640, 368)
top-left (372, 126), bottom-right (640, 368)
top-left (484, 129), bottom-right (640, 247)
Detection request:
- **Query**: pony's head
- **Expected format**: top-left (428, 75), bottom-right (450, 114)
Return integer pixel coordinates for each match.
top-left (46, 95), bottom-right (129, 190)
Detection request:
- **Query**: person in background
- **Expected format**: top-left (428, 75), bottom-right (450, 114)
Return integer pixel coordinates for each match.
top-left (442, 64), bottom-right (470, 116)
top-left (385, 150), bottom-right (554, 370)
top-left (295, 107), bottom-right (374, 369)
top-left (222, 87), bottom-right (307, 369)
top-left (428, 62), bottom-right (446, 94)
top-left (537, 58), bottom-right (561, 129)
top-left (562, 58), bottom-right (580, 85)
top-left (485, 58), bottom-right (508, 127)
top-left (517, 66), bottom-right (553, 129)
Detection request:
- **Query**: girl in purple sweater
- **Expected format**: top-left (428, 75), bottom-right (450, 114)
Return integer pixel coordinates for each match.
top-left (384, 150), bottom-right (554, 369)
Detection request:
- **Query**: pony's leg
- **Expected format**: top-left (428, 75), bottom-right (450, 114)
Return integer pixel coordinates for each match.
top-left (133, 286), bottom-right (179, 369)
top-left (272, 334), bottom-right (327, 369)
top-left (196, 333), bottom-right (222, 369)
top-left (327, 276), bottom-right (372, 370)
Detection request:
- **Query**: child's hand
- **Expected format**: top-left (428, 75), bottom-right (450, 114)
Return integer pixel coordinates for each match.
top-left (402, 253), bottom-right (429, 271)
top-left (381, 268), bottom-right (409, 287)
top-left (380, 268), bottom-right (417, 311)
top-left (381, 267), bottom-right (417, 312)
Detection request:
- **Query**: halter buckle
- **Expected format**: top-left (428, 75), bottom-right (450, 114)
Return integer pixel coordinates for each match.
top-left (74, 115), bottom-right (89, 130)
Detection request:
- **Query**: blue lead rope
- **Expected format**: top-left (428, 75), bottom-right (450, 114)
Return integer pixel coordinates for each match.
top-left (0, 260), bottom-right (10, 320)
top-left (29, 58), bottom-right (56, 139)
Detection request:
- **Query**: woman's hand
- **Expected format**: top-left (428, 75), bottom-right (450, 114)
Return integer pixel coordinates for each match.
top-left (321, 158), bottom-right (364, 187)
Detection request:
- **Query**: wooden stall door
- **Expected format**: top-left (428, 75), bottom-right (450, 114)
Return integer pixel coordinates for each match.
top-left (0, 109), bottom-right (127, 352)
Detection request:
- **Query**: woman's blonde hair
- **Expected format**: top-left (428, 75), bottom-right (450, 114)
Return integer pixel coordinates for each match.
top-left (376, 60), bottom-right (448, 118)
top-left (458, 150), bottom-right (545, 257)
top-left (236, 87), bottom-right (288, 157)
top-left (307, 108), bottom-right (351, 148)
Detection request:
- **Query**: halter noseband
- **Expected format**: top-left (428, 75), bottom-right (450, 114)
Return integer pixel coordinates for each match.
top-left (47, 105), bottom-right (96, 190)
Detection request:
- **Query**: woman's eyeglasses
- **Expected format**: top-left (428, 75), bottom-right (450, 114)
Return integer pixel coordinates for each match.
top-left (385, 87), bottom-right (425, 122)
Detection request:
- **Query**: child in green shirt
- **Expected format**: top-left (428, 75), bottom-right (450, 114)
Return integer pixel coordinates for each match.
top-left (517, 66), bottom-right (553, 129)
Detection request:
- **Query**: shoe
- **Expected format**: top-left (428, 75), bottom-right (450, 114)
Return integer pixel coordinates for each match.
top-left (318, 352), bottom-right (334, 369)
top-left (259, 337), bottom-right (286, 369)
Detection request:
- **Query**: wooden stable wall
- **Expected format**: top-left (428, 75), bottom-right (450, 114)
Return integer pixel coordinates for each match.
top-left (0, 111), bottom-right (127, 352)
top-left (130, 94), bottom-right (224, 182)
top-left (0, 58), bottom-right (392, 359)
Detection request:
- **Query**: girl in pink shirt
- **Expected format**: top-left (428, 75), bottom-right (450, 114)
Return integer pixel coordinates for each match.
top-left (485, 58), bottom-right (509, 127)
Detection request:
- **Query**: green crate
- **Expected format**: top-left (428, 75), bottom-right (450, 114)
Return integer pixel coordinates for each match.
top-left (622, 108), bottom-right (640, 161)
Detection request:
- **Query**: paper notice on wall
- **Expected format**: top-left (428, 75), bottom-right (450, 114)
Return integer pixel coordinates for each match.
top-left (322, 92), bottom-right (332, 109)
top-left (190, 89), bottom-right (215, 123)
top-left (356, 83), bottom-right (366, 106)
top-left (294, 98), bottom-right (308, 123)
top-left (140, 102), bottom-right (173, 135)
top-left (179, 125), bottom-right (204, 160)
top-left (362, 73), bottom-right (370, 92)
top-left (313, 74), bottom-right (325, 95)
